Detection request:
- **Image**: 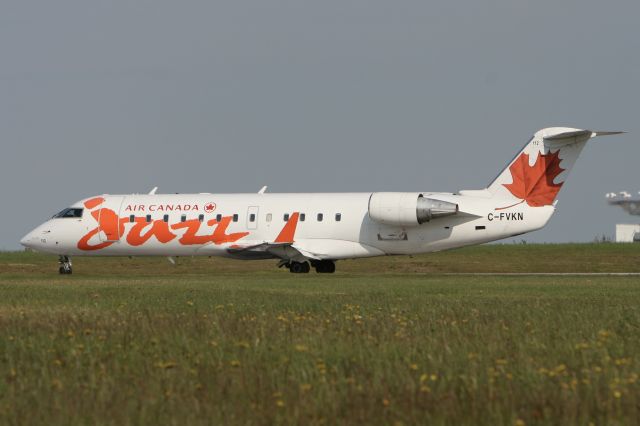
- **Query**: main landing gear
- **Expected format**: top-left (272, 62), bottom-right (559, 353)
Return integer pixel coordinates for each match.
top-left (312, 260), bottom-right (336, 274)
top-left (283, 260), bottom-right (336, 274)
top-left (289, 261), bottom-right (311, 274)
top-left (58, 256), bottom-right (72, 275)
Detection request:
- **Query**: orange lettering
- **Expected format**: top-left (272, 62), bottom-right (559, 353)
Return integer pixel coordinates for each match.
top-left (209, 217), bottom-right (249, 244)
top-left (126, 218), bottom-right (177, 246)
top-left (78, 200), bottom-right (249, 251)
top-left (171, 219), bottom-right (214, 245)
top-left (84, 197), bottom-right (105, 209)
top-left (77, 205), bottom-right (128, 251)
top-left (77, 227), bottom-right (112, 251)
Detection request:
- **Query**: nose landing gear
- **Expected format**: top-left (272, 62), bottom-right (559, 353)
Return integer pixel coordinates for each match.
top-left (58, 256), bottom-right (72, 275)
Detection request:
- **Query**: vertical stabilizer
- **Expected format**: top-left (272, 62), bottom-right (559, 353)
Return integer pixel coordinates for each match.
top-left (486, 127), bottom-right (621, 209)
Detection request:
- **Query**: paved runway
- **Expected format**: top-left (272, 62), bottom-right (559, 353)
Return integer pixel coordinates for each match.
top-left (443, 272), bottom-right (640, 276)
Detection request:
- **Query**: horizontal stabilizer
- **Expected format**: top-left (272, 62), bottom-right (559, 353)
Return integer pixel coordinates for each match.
top-left (543, 128), bottom-right (625, 142)
top-left (593, 131), bottom-right (625, 137)
top-left (542, 129), bottom-right (593, 141)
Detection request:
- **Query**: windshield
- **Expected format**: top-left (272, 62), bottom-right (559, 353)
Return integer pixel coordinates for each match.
top-left (52, 208), bottom-right (84, 218)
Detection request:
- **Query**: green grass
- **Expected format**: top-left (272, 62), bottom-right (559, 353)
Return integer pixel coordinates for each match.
top-left (1, 244), bottom-right (639, 425)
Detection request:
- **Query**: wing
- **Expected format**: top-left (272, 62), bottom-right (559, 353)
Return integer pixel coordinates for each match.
top-left (224, 212), bottom-right (315, 261)
top-left (226, 241), bottom-right (317, 261)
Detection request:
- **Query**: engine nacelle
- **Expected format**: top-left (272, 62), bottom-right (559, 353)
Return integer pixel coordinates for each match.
top-left (368, 192), bottom-right (458, 227)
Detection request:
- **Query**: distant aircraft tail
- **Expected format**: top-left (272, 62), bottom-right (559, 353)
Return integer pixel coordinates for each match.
top-left (486, 127), bottom-right (623, 210)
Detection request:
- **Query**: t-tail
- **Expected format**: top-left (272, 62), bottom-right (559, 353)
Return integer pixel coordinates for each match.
top-left (487, 127), bottom-right (622, 206)
top-left (450, 127), bottom-right (624, 241)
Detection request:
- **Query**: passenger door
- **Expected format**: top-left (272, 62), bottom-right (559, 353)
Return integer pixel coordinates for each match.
top-left (98, 196), bottom-right (125, 242)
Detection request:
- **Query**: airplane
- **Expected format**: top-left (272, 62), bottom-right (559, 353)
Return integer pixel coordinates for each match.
top-left (20, 127), bottom-right (622, 275)
top-left (607, 191), bottom-right (640, 215)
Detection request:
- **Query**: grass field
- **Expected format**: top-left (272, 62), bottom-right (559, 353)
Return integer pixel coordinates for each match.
top-left (1, 244), bottom-right (640, 425)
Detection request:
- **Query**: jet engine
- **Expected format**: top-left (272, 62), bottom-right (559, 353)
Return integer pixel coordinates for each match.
top-left (368, 193), bottom-right (458, 227)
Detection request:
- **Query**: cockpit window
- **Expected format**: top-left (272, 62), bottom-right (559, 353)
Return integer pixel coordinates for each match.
top-left (53, 208), bottom-right (84, 218)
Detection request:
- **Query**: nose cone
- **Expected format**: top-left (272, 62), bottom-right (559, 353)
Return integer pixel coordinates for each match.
top-left (20, 230), bottom-right (38, 249)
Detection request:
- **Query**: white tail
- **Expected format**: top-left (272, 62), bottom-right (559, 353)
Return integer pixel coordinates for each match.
top-left (486, 127), bottom-right (623, 208)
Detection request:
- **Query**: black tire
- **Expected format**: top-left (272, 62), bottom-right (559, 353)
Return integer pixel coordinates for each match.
top-left (325, 261), bottom-right (336, 273)
top-left (59, 267), bottom-right (65, 275)
top-left (290, 262), bottom-right (310, 274)
top-left (289, 262), bottom-right (304, 273)
top-left (315, 260), bottom-right (336, 273)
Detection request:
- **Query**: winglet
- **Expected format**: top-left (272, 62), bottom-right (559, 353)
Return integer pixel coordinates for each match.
top-left (258, 186), bottom-right (268, 194)
top-left (274, 212), bottom-right (299, 243)
top-left (148, 187), bottom-right (158, 195)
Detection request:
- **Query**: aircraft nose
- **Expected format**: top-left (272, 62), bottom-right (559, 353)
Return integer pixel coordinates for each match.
top-left (20, 230), bottom-right (37, 248)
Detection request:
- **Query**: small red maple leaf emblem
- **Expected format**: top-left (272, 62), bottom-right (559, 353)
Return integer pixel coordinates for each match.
top-left (204, 202), bottom-right (217, 213)
top-left (502, 150), bottom-right (564, 208)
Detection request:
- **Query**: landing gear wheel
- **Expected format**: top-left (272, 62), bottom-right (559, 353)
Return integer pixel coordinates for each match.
top-left (58, 256), bottom-right (72, 275)
top-left (289, 261), bottom-right (310, 274)
top-left (314, 260), bottom-right (336, 273)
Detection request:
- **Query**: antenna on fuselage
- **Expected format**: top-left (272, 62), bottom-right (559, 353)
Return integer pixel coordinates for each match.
top-left (258, 186), bottom-right (268, 194)
top-left (148, 187), bottom-right (158, 195)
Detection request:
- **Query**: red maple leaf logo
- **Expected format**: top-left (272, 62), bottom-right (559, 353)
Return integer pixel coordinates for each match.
top-left (501, 150), bottom-right (564, 208)
top-left (204, 202), bottom-right (217, 213)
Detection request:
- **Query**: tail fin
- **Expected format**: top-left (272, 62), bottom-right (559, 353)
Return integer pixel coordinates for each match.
top-left (486, 127), bottom-right (623, 209)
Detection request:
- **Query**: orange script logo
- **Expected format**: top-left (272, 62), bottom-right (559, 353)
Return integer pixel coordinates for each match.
top-left (77, 197), bottom-right (248, 251)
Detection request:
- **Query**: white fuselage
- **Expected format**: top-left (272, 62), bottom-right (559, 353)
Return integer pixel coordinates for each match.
top-left (20, 191), bottom-right (551, 259)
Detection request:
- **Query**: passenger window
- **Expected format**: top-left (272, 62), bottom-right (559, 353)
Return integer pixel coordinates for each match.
top-left (129, 215), bottom-right (135, 223)
top-left (163, 215), bottom-right (169, 223)
top-left (284, 213), bottom-right (290, 222)
top-left (146, 215), bottom-right (152, 223)
top-left (249, 213), bottom-right (256, 222)
top-left (266, 213), bottom-right (272, 222)
top-left (216, 214), bottom-right (222, 222)
top-left (181, 214), bottom-right (186, 223)
top-left (233, 214), bottom-right (238, 222)
top-left (300, 213), bottom-right (305, 222)
top-left (335, 213), bottom-right (342, 222)
top-left (317, 213), bottom-right (323, 222)
top-left (198, 214), bottom-right (204, 223)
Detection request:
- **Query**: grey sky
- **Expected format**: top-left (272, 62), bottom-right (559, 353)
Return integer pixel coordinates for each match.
top-left (2, 0), bottom-right (639, 250)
